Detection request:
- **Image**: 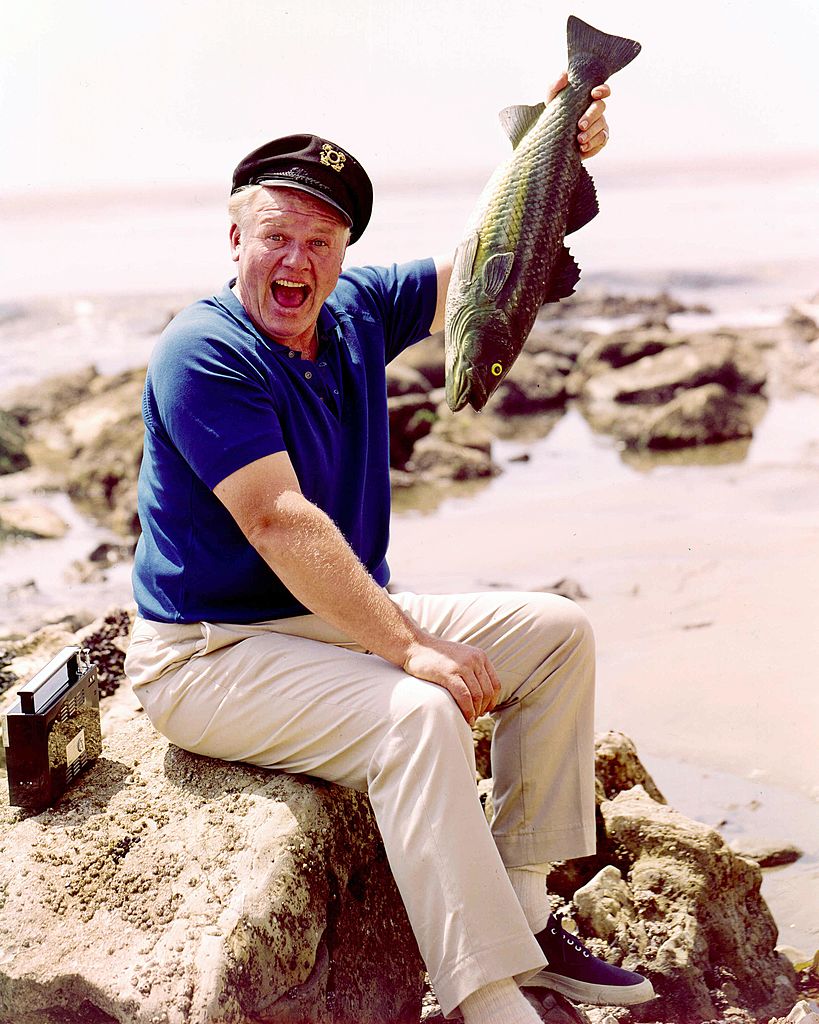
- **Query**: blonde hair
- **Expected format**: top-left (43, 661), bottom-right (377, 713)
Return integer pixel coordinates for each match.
top-left (228, 184), bottom-right (264, 231)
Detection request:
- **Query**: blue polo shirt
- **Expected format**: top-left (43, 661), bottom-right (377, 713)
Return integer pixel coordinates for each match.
top-left (133, 258), bottom-right (437, 623)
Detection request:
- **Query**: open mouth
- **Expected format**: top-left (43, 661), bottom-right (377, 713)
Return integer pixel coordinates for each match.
top-left (271, 279), bottom-right (310, 309)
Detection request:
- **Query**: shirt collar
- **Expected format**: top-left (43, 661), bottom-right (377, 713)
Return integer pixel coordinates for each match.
top-left (217, 279), bottom-right (342, 355)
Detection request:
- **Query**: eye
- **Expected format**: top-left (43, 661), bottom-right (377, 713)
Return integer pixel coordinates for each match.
top-left (266, 233), bottom-right (284, 242)
top-left (311, 239), bottom-right (329, 248)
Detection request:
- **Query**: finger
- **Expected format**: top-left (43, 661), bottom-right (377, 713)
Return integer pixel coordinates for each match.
top-left (580, 118), bottom-right (609, 158)
top-left (470, 654), bottom-right (499, 715)
top-left (460, 667), bottom-right (490, 720)
top-left (590, 83), bottom-right (611, 101)
top-left (446, 677), bottom-right (478, 724)
top-left (578, 98), bottom-right (607, 134)
top-left (545, 71), bottom-right (568, 105)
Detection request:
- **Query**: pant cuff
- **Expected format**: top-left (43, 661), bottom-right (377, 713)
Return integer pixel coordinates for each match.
top-left (492, 823), bottom-right (596, 868)
top-left (434, 930), bottom-right (546, 1018)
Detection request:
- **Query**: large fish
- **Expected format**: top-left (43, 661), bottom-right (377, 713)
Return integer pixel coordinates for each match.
top-left (444, 16), bottom-right (641, 412)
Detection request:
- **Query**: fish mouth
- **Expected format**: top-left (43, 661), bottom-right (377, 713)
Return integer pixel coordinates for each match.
top-left (271, 278), bottom-right (311, 309)
top-left (446, 358), bottom-right (487, 413)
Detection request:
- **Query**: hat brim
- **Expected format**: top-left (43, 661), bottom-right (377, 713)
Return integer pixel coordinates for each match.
top-left (254, 178), bottom-right (354, 229)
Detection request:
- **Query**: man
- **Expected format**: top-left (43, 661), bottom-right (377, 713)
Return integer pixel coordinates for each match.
top-left (125, 75), bottom-right (654, 1024)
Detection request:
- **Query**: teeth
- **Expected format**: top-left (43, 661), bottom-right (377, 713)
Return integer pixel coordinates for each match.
top-left (274, 280), bottom-right (306, 288)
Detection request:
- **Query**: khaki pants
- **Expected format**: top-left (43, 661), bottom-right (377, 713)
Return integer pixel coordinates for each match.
top-left (124, 590), bottom-right (596, 1016)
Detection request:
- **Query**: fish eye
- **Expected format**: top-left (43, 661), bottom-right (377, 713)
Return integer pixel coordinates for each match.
top-left (491, 362), bottom-right (503, 377)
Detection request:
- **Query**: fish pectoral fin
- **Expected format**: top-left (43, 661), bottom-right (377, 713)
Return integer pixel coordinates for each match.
top-left (565, 166), bottom-right (599, 235)
top-left (455, 232), bottom-right (480, 284)
top-left (499, 102), bottom-right (545, 149)
top-left (542, 246), bottom-right (581, 304)
top-left (481, 251), bottom-right (515, 300)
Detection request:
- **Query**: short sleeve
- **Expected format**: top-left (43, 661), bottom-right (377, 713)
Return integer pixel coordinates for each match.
top-left (335, 258), bottom-right (437, 362)
top-left (145, 309), bottom-right (287, 491)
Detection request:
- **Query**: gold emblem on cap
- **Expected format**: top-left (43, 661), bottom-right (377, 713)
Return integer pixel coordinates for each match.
top-left (320, 143), bottom-right (347, 173)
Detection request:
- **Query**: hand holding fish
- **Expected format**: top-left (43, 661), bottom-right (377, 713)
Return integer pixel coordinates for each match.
top-left (402, 633), bottom-right (501, 725)
top-left (546, 73), bottom-right (611, 159)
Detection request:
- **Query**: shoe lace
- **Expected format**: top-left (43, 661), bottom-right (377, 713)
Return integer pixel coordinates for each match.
top-left (550, 912), bottom-right (592, 959)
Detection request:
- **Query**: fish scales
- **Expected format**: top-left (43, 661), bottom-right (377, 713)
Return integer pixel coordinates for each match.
top-left (444, 16), bottom-right (641, 412)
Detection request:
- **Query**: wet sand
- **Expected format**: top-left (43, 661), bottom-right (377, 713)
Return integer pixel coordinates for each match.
top-left (388, 398), bottom-right (819, 953)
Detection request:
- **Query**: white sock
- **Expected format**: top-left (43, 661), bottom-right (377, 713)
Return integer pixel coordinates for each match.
top-left (459, 977), bottom-right (541, 1024)
top-left (507, 864), bottom-right (551, 934)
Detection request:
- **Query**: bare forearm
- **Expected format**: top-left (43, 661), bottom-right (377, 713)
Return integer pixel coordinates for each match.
top-left (249, 491), bottom-right (422, 665)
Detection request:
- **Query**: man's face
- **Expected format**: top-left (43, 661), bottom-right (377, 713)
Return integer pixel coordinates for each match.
top-left (230, 187), bottom-right (349, 349)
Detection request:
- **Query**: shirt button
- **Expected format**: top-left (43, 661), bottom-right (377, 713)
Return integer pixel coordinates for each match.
top-left (288, 350), bottom-right (296, 358)
top-left (318, 361), bottom-right (327, 367)
top-left (304, 371), bottom-right (313, 380)
top-left (333, 388), bottom-right (339, 395)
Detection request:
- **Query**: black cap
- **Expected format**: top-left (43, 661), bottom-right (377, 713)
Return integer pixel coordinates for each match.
top-left (231, 134), bottom-right (373, 245)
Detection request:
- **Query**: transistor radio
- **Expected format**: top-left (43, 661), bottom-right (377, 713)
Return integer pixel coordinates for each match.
top-left (3, 646), bottom-right (102, 812)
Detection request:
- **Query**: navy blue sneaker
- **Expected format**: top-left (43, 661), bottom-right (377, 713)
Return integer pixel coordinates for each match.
top-left (525, 913), bottom-right (655, 1006)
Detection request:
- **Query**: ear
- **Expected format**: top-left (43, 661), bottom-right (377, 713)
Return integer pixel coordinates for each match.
top-left (229, 222), bottom-right (241, 263)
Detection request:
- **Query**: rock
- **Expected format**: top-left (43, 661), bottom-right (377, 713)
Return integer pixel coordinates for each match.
top-left (0, 410), bottom-right (29, 476)
top-left (784, 308), bottom-right (819, 344)
top-left (0, 715), bottom-right (424, 1024)
top-left (0, 501), bottom-right (68, 539)
top-left (772, 1000), bottom-right (819, 1024)
top-left (593, 731), bottom-right (665, 804)
top-left (0, 606), bottom-right (133, 712)
top-left (576, 333), bottom-right (770, 450)
top-left (575, 330), bottom-right (682, 377)
top-left (64, 389), bottom-right (145, 540)
top-left (523, 988), bottom-right (593, 1023)
top-left (636, 383), bottom-right (764, 449)
top-left (393, 333), bottom-right (446, 390)
top-left (386, 362), bottom-right (432, 398)
top-left (74, 606), bottom-right (134, 698)
top-left (493, 352), bottom-right (567, 414)
top-left (407, 436), bottom-right (499, 481)
top-left (582, 335), bottom-right (767, 407)
top-left (388, 393), bottom-right (438, 469)
top-left (525, 322), bottom-right (596, 362)
top-left (535, 578), bottom-right (589, 602)
top-left (472, 716), bottom-right (494, 781)
top-left (430, 406), bottom-right (493, 455)
top-left (583, 383), bottom-right (765, 451)
top-left (728, 837), bottom-right (803, 867)
top-left (573, 864), bottom-right (637, 943)
top-left (593, 784), bottom-right (798, 1021)
top-left (536, 289), bottom-right (695, 322)
top-left (3, 366), bottom-right (98, 427)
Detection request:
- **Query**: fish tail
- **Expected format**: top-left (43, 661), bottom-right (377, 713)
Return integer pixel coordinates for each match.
top-left (567, 15), bottom-right (641, 83)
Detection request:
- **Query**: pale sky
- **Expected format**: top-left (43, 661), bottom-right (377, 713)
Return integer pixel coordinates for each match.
top-left (3, 0), bottom-right (819, 194)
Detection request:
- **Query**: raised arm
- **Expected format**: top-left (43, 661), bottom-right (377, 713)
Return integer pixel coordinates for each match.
top-left (214, 451), bottom-right (500, 723)
top-left (428, 76), bottom-right (611, 336)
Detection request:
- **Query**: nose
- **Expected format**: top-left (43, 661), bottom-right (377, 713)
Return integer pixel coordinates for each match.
top-left (280, 240), bottom-right (310, 270)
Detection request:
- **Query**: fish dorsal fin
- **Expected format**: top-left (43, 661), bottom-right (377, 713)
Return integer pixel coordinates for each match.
top-left (482, 251), bottom-right (515, 299)
top-left (565, 166), bottom-right (599, 235)
top-left (542, 246), bottom-right (581, 305)
top-left (455, 231), bottom-right (480, 283)
top-left (498, 102), bottom-right (545, 149)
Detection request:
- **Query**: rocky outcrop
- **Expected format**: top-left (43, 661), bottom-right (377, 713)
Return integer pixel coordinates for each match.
top-left (575, 333), bottom-right (768, 450)
top-left (0, 715), bottom-right (424, 1024)
top-left (593, 786), bottom-right (797, 1022)
top-left (0, 501), bottom-right (68, 539)
top-left (493, 352), bottom-right (568, 414)
top-left (0, 410), bottom-right (29, 476)
top-left (472, 726), bottom-right (799, 1023)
